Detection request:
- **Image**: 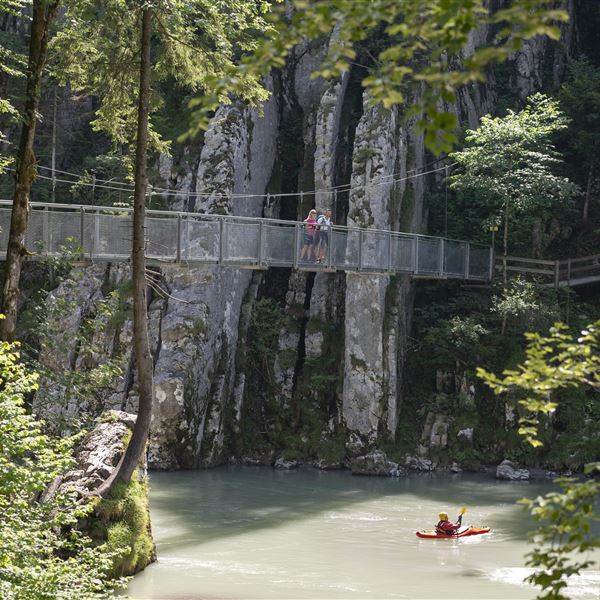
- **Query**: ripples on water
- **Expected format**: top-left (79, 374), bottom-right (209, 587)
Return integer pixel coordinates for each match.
top-left (128, 466), bottom-right (600, 600)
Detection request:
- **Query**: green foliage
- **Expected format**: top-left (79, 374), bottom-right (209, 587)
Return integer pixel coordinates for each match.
top-left (51, 0), bottom-right (273, 167)
top-left (491, 278), bottom-right (560, 336)
top-left (0, 334), bottom-right (120, 599)
top-left (190, 0), bottom-right (568, 154)
top-left (451, 94), bottom-right (579, 255)
top-left (423, 315), bottom-right (488, 371)
top-left (93, 472), bottom-right (155, 578)
top-left (479, 323), bottom-right (600, 599)
top-left (0, 0), bottom-right (29, 174)
top-left (559, 57), bottom-right (600, 171)
top-left (25, 274), bottom-right (125, 432)
top-left (520, 473), bottom-right (600, 600)
top-left (248, 297), bottom-right (285, 389)
top-left (478, 322), bottom-right (600, 448)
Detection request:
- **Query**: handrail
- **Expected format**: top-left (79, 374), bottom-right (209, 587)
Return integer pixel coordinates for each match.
top-left (0, 199), bottom-right (489, 249)
top-left (495, 253), bottom-right (600, 288)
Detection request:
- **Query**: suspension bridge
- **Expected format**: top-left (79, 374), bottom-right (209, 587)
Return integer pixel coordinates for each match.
top-left (0, 200), bottom-right (492, 281)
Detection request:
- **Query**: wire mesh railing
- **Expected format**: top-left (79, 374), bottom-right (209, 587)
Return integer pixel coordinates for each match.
top-left (0, 200), bottom-right (491, 280)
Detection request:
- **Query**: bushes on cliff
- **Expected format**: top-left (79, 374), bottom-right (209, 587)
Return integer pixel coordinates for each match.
top-left (0, 334), bottom-right (120, 599)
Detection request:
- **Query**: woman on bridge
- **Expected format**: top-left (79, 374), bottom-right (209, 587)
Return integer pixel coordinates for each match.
top-left (300, 209), bottom-right (318, 262)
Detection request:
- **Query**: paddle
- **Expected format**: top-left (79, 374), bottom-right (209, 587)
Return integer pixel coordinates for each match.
top-left (458, 506), bottom-right (467, 528)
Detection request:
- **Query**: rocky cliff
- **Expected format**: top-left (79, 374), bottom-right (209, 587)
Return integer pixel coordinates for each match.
top-left (32, 1), bottom-right (588, 469)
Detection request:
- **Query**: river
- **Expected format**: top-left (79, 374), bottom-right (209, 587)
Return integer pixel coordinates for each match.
top-left (128, 466), bottom-right (600, 599)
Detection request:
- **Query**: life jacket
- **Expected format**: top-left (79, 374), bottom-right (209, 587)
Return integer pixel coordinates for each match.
top-left (435, 520), bottom-right (456, 535)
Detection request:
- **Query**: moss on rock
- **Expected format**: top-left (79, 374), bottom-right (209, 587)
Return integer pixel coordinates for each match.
top-left (92, 472), bottom-right (156, 578)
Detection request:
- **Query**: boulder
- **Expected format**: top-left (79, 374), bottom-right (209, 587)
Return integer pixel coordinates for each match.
top-left (457, 428), bottom-right (473, 443)
top-left (405, 456), bottom-right (435, 471)
top-left (313, 458), bottom-right (343, 470)
top-left (56, 410), bottom-right (138, 497)
top-left (274, 457), bottom-right (299, 470)
top-left (496, 459), bottom-right (530, 481)
top-left (450, 462), bottom-right (463, 473)
top-left (389, 465), bottom-right (407, 478)
top-left (240, 454), bottom-right (274, 467)
top-left (350, 450), bottom-right (404, 477)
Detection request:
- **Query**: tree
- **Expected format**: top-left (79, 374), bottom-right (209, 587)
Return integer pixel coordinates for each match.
top-left (450, 94), bottom-right (579, 287)
top-left (51, 0), bottom-right (272, 164)
top-left (491, 277), bottom-right (560, 337)
top-left (478, 323), bottom-right (600, 600)
top-left (559, 57), bottom-right (600, 222)
top-left (0, 332), bottom-right (120, 598)
top-left (0, 0), bottom-right (60, 342)
top-left (188, 0), bottom-right (568, 154)
top-left (106, 3), bottom-right (153, 492)
top-left (0, 0), bottom-right (30, 174)
top-left (50, 0), bottom-right (274, 492)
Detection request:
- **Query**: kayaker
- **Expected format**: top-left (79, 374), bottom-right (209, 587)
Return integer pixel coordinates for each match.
top-left (435, 511), bottom-right (463, 535)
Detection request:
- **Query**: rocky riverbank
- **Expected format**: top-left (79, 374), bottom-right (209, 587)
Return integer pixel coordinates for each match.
top-left (228, 450), bottom-right (577, 481)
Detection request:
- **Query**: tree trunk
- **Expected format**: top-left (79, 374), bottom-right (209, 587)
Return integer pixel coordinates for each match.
top-left (582, 162), bottom-right (594, 222)
top-left (0, 0), bottom-right (60, 342)
top-left (98, 6), bottom-right (153, 494)
top-left (531, 218), bottom-right (542, 259)
top-left (501, 200), bottom-right (509, 335)
top-left (502, 199), bottom-right (509, 287)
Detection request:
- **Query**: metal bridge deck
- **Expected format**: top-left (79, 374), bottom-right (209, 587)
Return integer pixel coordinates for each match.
top-left (0, 201), bottom-right (492, 281)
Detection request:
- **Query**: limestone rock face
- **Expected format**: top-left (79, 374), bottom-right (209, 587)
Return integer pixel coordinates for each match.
top-left (26, 4), bottom-right (583, 470)
top-left (148, 90), bottom-right (279, 469)
top-left (496, 460), bottom-right (530, 481)
top-left (342, 99), bottom-right (398, 451)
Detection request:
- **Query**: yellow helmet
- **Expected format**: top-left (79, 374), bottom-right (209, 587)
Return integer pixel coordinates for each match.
top-left (438, 512), bottom-right (448, 521)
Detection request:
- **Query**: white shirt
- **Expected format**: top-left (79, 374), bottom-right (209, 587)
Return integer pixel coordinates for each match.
top-left (318, 215), bottom-right (332, 231)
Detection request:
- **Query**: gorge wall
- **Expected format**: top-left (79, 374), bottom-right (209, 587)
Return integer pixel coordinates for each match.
top-left (30, 1), bottom-right (588, 469)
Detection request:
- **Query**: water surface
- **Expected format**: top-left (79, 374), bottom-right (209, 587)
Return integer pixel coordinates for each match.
top-left (129, 466), bottom-right (599, 599)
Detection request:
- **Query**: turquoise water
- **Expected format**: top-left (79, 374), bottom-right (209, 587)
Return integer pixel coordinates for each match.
top-left (128, 467), bottom-right (600, 599)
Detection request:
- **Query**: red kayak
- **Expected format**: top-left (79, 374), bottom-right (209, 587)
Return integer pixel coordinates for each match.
top-left (416, 526), bottom-right (491, 539)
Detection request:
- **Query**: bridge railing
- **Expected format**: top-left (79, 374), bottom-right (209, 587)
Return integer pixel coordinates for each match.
top-left (495, 254), bottom-right (600, 288)
top-left (0, 201), bottom-right (491, 280)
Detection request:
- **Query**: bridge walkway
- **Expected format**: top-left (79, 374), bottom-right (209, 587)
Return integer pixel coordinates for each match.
top-left (497, 255), bottom-right (600, 288)
top-left (0, 201), bottom-right (492, 281)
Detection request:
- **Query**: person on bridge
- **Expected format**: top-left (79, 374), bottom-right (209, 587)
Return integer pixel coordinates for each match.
top-left (435, 511), bottom-right (463, 535)
top-left (316, 208), bottom-right (333, 263)
top-left (301, 209), bottom-right (318, 262)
